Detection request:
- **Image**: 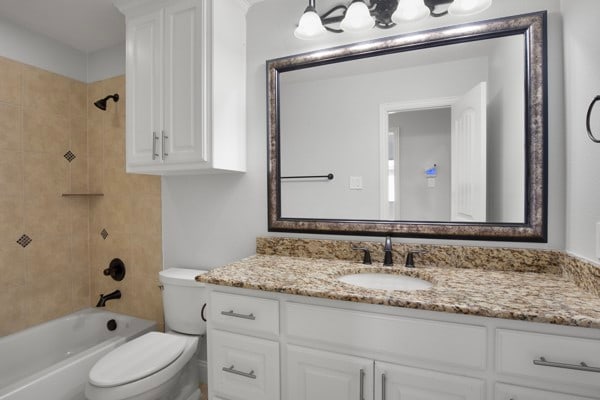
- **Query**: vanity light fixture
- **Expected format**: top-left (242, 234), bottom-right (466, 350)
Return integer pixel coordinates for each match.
top-left (294, 0), bottom-right (493, 39)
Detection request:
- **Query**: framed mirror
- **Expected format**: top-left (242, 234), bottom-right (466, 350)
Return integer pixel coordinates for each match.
top-left (267, 11), bottom-right (547, 241)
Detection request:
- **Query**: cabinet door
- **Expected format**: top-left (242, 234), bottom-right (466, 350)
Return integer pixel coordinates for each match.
top-left (125, 9), bottom-right (163, 169)
top-left (163, 0), bottom-right (207, 165)
top-left (211, 330), bottom-right (279, 400)
top-left (495, 383), bottom-right (597, 400)
top-left (287, 345), bottom-right (373, 400)
top-left (375, 362), bottom-right (485, 400)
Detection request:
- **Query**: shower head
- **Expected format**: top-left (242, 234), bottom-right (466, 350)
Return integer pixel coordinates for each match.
top-left (94, 94), bottom-right (120, 111)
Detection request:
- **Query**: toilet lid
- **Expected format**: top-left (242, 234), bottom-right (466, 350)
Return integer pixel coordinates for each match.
top-left (89, 332), bottom-right (187, 388)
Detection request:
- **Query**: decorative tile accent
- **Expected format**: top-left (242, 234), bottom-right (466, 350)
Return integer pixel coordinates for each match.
top-left (16, 234), bottom-right (32, 248)
top-left (100, 228), bottom-right (108, 240)
top-left (63, 150), bottom-right (76, 162)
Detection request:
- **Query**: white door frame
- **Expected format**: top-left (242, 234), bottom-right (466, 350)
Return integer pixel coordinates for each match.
top-left (379, 97), bottom-right (458, 220)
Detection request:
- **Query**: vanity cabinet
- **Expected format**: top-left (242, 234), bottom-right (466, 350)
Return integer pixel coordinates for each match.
top-left (206, 287), bottom-right (600, 400)
top-left (116, 0), bottom-right (247, 175)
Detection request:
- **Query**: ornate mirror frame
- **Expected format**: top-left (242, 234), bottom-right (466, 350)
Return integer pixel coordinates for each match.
top-left (267, 11), bottom-right (547, 242)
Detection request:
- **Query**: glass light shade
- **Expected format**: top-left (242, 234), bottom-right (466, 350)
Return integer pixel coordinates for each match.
top-left (340, 1), bottom-right (375, 32)
top-left (392, 0), bottom-right (430, 23)
top-left (294, 10), bottom-right (327, 40)
top-left (448, 0), bottom-right (492, 16)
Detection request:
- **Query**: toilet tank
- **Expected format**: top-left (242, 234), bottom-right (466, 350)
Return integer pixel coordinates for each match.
top-left (159, 268), bottom-right (208, 335)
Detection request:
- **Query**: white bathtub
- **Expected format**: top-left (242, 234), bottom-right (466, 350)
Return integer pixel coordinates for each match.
top-left (0, 308), bottom-right (157, 400)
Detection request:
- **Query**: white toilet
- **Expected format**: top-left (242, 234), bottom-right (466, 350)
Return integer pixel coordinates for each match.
top-left (85, 268), bottom-right (208, 400)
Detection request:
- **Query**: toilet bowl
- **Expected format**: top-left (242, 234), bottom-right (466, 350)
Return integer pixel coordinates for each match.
top-left (86, 268), bottom-right (208, 400)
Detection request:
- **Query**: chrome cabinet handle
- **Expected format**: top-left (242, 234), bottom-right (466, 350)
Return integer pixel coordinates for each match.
top-left (381, 373), bottom-right (386, 400)
top-left (162, 130), bottom-right (168, 159)
top-left (221, 310), bottom-right (256, 320)
top-left (533, 357), bottom-right (600, 373)
top-left (222, 365), bottom-right (256, 379)
top-left (359, 369), bottom-right (365, 400)
top-left (152, 132), bottom-right (159, 160)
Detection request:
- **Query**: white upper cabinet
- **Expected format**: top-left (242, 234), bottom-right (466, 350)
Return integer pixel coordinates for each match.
top-left (115, 0), bottom-right (248, 175)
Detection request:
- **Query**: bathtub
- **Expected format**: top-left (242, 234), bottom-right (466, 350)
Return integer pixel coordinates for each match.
top-left (0, 308), bottom-right (157, 400)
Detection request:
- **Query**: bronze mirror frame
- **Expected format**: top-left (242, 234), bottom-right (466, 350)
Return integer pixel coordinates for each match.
top-left (267, 11), bottom-right (547, 242)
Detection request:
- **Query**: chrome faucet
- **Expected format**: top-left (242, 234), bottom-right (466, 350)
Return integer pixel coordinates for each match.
top-left (96, 289), bottom-right (121, 307)
top-left (383, 236), bottom-right (393, 266)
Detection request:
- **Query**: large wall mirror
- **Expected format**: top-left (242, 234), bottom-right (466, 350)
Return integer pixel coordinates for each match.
top-left (267, 12), bottom-right (547, 241)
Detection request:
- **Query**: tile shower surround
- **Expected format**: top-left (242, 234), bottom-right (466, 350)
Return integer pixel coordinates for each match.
top-left (0, 55), bottom-right (163, 336)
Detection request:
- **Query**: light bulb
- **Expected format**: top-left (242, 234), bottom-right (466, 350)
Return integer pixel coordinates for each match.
top-left (294, 9), bottom-right (327, 40)
top-left (448, 0), bottom-right (492, 16)
top-left (340, 1), bottom-right (375, 32)
top-left (392, 0), bottom-right (430, 23)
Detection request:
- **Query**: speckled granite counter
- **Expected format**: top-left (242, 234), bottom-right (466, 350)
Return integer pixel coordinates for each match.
top-left (197, 254), bottom-right (600, 329)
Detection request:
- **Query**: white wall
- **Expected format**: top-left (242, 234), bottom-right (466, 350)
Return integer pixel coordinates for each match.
top-left (86, 42), bottom-right (126, 83)
top-left (562, 0), bottom-right (600, 262)
top-left (162, 0), bottom-right (565, 269)
top-left (0, 16), bottom-right (125, 83)
top-left (487, 35), bottom-right (525, 223)
top-left (0, 16), bottom-right (87, 81)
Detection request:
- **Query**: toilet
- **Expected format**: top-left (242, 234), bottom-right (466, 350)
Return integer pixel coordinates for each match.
top-left (85, 268), bottom-right (208, 400)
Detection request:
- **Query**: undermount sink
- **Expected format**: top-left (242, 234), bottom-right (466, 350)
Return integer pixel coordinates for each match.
top-left (337, 273), bottom-right (433, 291)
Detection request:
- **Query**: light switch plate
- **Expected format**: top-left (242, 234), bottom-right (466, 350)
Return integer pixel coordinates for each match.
top-left (349, 176), bottom-right (363, 190)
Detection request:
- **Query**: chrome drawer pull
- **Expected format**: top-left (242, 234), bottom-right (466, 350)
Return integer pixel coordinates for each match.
top-left (381, 373), bottom-right (386, 400)
top-left (152, 132), bottom-right (159, 160)
top-left (533, 357), bottom-right (600, 373)
top-left (221, 310), bottom-right (256, 320)
top-left (222, 365), bottom-right (256, 379)
top-left (162, 131), bottom-right (168, 159)
top-left (359, 368), bottom-right (365, 400)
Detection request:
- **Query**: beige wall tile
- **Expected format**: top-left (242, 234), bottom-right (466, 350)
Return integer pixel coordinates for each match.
top-left (23, 196), bottom-right (71, 236)
top-left (0, 102), bottom-right (21, 151)
top-left (24, 276), bottom-right (77, 326)
top-left (0, 56), bottom-right (22, 105)
top-left (130, 232), bottom-right (163, 277)
top-left (0, 231), bottom-right (26, 287)
top-left (25, 233), bottom-right (71, 278)
top-left (90, 194), bottom-right (133, 236)
top-left (0, 285), bottom-right (29, 335)
top-left (70, 81), bottom-right (87, 118)
top-left (130, 194), bottom-right (162, 236)
top-left (23, 151), bottom-right (69, 197)
top-left (22, 108), bottom-right (70, 154)
top-left (22, 65), bottom-right (71, 117)
top-left (0, 151), bottom-right (23, 197)
top-left (0, 195), bottom-right (24, 237)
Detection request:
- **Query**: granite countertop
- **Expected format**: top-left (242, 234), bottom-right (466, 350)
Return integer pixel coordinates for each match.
top-left (196, 254), bottom-right (600, 329)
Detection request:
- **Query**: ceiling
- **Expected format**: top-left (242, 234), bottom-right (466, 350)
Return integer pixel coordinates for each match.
top-left (0, 0), bottom-right (125, 53)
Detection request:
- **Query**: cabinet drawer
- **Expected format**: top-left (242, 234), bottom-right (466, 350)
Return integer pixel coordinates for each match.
top-left (496, 329), bottom-right (600, 390)
top-left (285, 302), bottom-right (487, 370)
top-left (211, 330), bottom-right (279, 400)
top-left (210, 292), bottom-right (279, 337)
top-left (495, 383), bottom-right (597, 400)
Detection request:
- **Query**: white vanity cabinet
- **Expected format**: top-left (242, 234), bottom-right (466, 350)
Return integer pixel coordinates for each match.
top-left (206, 286), bottom-right (600, 400)
top-left (115, 0), bottom-right (248, 175)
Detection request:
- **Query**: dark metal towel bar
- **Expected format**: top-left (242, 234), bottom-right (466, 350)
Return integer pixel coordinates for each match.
top-left (281, 173), bottom-right (334, 180)
top-left (586, 95), bottom-right (600, 143)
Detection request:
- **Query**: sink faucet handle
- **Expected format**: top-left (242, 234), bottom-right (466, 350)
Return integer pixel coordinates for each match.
top-left (405, 250), bottom-right (428, 268)
top-left (351, 246), bottom-right (372, 265)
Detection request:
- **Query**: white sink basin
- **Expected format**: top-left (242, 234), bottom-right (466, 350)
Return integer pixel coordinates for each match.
top-left (337, 273), bottom-right (432, 291)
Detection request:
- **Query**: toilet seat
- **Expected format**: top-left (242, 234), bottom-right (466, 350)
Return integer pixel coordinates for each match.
top-left (86, 332), bottom-right (198, 400)
top-left (89, 332), bottom-right (188, 387)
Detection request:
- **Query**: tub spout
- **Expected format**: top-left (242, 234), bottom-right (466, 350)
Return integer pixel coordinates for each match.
top-left (96, 290), bottom-right (121, 307)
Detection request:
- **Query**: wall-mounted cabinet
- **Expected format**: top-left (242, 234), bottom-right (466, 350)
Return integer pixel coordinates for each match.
top-left (115, 0), bottom-right (248, 175)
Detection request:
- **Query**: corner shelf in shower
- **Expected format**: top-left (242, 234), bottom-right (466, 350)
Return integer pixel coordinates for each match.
top-left (61, 193), bottom-right (104, 197)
